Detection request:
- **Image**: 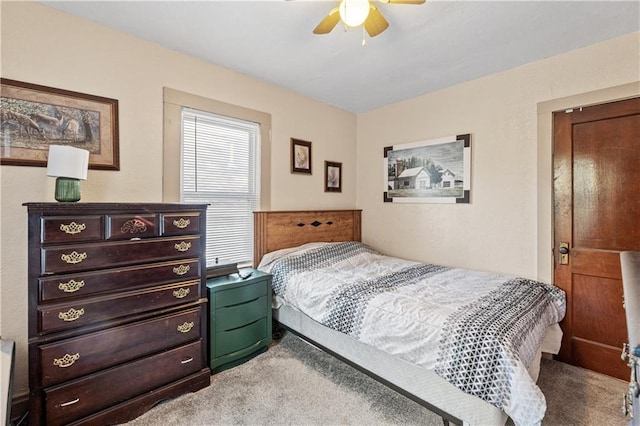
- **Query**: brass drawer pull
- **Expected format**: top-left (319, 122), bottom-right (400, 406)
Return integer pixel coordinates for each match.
top-left (173, 288), bottom-right (190, 299)
top-left (53, 353), bottom-right (80, 368)
top-left (181, 357), bottom-right (194, 365)
top-left (60, 398), bottom-right (80, 407)
top-left (174, 241), bottom-right (192, 252)
top-left (173, 264), bottom-right (190, 276)
top-left (173, 218), bottom-right (191, 229)
top-left (177, 321), bottom-right (195, 333)
top-left (58, 279), bottom-right (85, 293)
top-left (59, 222), bottom-right (86, 235)
top-left (60, 251), bottom-right (87, 264)
top-left (58, 308), bottom-right (85, 322)
top-left (120, 218), bottom-right (147, 234)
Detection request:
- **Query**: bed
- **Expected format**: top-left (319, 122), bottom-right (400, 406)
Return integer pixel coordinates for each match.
top-left (253, 210), bottom-right (566, 426)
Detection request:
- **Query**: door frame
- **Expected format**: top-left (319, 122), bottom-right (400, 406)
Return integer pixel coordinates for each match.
top-left (535, 82), bottom-right (639, 283)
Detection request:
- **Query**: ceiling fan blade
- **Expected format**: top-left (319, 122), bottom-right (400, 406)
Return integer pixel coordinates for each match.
top-left (313, 7), bottom-right (341, 34)
top-left (380, 0), bottom-right (426, 4)
top-left (364, 5), bottom-right (389, 37)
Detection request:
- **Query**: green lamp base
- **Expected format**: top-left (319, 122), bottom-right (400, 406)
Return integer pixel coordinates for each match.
top-left (55, 177), bottom-right (81, 202)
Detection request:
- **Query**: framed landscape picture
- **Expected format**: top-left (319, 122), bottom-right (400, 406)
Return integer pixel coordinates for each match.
top-left (0, 78), bottom-right (119, 170)
top-left (384, 134), bottom-right (471, 204)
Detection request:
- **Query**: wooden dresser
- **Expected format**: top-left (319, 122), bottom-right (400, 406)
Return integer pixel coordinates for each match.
top-left (24, 203), bottom-right (210, 425)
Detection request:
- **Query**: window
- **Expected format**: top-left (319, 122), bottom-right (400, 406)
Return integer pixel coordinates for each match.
top-left (163, 88), bottom-right (271, 269)
top-left (181, 109), bottom-right (259, 267)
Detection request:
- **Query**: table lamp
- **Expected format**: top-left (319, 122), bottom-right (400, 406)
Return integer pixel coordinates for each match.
top-left (46, 145), bottom-right (90, 202)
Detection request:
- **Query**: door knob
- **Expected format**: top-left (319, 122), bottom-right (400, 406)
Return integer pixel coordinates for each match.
top-left (559, 242), bottom-right (569, 265)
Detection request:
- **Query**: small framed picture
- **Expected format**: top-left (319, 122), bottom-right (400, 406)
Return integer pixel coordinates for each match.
top-left (324, 161), bottom-right (342, 193)
top-left (291, 138), bottom-right (312, 174)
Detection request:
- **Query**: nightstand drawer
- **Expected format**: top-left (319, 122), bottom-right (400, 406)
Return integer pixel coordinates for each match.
top-left (215, 280), bottom-right (268, 308)
top-left (216, 295), bottom-right (268, 332)
top-left (215, 317), bottom-right (268, 357)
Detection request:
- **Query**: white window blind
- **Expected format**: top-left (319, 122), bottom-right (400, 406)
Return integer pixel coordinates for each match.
top-left (181, 108), bottom-right (260, 267)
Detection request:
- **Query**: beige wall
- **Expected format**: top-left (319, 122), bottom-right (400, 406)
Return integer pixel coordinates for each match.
top-left (2, 0), bottom-right (639, 405)
top-left (357, 32), bottom-right (639, 281)
top-left (0, 2), bottom-right (357, 397)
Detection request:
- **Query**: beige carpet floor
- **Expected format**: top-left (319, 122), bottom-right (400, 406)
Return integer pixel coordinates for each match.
top-left (126, 332), bottom-right (628, 425)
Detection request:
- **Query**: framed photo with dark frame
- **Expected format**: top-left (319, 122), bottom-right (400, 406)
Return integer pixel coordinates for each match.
top-left (291, 138), bottom-right (312, 174)
top-left (384, 133), bottom-right (471, 203)
top-left (0, 78), bottom-right (119, 170)
top-left (324, 161), bottom-right (342, 193)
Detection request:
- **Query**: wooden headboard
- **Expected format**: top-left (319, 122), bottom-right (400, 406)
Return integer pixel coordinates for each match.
top-left (253, 210), bottom-right (362, 267)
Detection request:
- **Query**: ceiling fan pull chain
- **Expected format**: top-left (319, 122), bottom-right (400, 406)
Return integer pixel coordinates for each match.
top-left (362, 26), bottom-right (367, 46)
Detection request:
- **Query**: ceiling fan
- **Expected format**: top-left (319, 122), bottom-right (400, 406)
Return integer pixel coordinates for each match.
top-left (313, 0), bottom-right (426, 38)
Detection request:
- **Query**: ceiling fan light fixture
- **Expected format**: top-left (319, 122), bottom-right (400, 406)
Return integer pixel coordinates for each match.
top-left (339, 0), bottom-right (370, 28)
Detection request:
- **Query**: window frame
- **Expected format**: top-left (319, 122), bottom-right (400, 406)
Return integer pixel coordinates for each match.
top-left (163, 88), bottom-right (271, 268)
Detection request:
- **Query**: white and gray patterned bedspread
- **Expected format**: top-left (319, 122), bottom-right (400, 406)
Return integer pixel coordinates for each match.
top-left (259, 242), bottom-right (566, 426)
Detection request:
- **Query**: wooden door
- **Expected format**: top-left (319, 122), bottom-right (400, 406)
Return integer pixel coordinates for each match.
top-left (553, 97), bottom-right (640, 380)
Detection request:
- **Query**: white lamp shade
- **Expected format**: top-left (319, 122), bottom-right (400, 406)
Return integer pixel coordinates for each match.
top-left (46, 145), bottom-right (90, 180)
top-left (339, 0), bottom-right (370, 28)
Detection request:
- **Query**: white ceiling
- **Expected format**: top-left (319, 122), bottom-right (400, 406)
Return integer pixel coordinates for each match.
top-left (41, 1), bottom-right (639, 113)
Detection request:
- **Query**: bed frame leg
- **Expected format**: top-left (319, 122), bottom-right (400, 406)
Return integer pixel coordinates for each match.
top-left (442, 418), bottom-right (450, 426)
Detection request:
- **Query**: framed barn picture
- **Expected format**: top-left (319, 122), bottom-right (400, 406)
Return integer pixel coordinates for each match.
top-left (0, 78), bottom-right (119, 170)
top-left (384, 134), bottom-right (471, 204)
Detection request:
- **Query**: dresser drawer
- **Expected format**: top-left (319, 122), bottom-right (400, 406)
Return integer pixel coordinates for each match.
top-left (38, 281), bottom-right (200, 333)
top-left (41, 216), bottom-right (103, 243)
top-left (44, 340), bottom-right (203, 426)
top-left (215, 280), bottom-right (268, 308)
top-left (39, 258), bottom-right (201, 302)
top-left (106, 214), bottom-right (158, 240)
top-left (39, 307), bottom-right (202, 387)
top-left (161, 213), bottom-right (201, 236)
top-left (215, 317), bottom-right (268, 357)
top-left (215, 295), bottom-right (268, 332)
top-left (41, 236), bottom-right (201, 274)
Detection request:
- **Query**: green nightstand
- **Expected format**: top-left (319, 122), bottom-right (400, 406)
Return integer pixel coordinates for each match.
top-left (206, 268), bottom-right (272, 373)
